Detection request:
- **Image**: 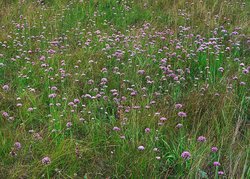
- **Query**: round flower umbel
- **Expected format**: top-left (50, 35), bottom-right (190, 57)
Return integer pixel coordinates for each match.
top-left (14, 142), bottom-right (21, 150)
top-left (175, 103), bottom-right (183, 109)
top-left (197, 136), bottom-right (206, 142)
top-left (178, 112), bottom-right (187, 118)
top-left (181, 151), bottom-right (191, 159)
top-left (2, 84), bottom-right (9, 91)
top-left (138, 145), bottom-right (145, 151)
top-left (66, 122), bottom-right (72, 128)
top-left (42, 157), bottom-right (51, 165)
top-left (145, 128), bottom-right (150, 133)
top-left (211, 146), bottom-right (218, 153)
top-left (113, 126), bottom-right (120, 131)
top-left (218, 171), bottom-right (224, 175)
top-left (213, 161), bottom-right (221, 166)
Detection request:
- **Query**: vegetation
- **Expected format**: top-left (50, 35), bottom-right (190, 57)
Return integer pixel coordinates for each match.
top-left (0, 0), bottom-right (249, 178)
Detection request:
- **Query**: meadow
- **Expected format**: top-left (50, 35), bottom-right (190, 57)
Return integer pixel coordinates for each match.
top-left (0, 0), bottom-right (249, 178)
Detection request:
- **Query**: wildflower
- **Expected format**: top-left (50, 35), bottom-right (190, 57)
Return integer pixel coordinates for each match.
top-left (48, 93), bottom-right (57, 98)
top-left (145, 128), bottom-right (150, 133)
top-left (66, 122), bottom-right (72, 128)
top-left (16, 103), bottom-right (22, 107)
top-left (176, 123), bottom-right (183, 128)
top-left (240, 81), bottom-right (246, 86)
top-left (2, 112), bottom-right (9, 118)
top-left (181, 151), bottom-right (191, 159)
top-left (48, 49), bottom-right (56, 54)
top-left (213, 161), bottom-right (221, 166)
top-left (42, 157), bottom-right (51, 165)
top-left (197, 136), bottom-right (206, 142)
top-left (130, 91), bottom-right (137, 96)
top-left (160, 117), bottom-right (167, 121)
top-left (74, 98), bottom-right (80, 103)
top-left (175, 103), bottom-right (183, 109)
top-left (138, 145), bottom-right (145, 151)
top-left (242, 69), bottom-right (249, 74)
top-left (138, 70), bottom-right (145, 75)
top-left (153, 148), bottom-right (158, 152)
top-left (156, 156), bottom-right (161, 160)
top-left (28, 107), bottom-right (34, 111)
top-left (178, 112), bottom-right (187, 118)
top-left (218, 171), bottom-right (224, 175)
top-left (218, 67), bottom-right (224, 72)
top-left (2, 85), bottom-right (9, 91)
top-left (51, 86), bottom-right (57, 91)
top-left (14, 142), bottom-right (21, 150)
top-left (113, 126), bottom-right (120, 131)
top-left (211, 146), bottom-right (218, 152)
top-left (39, 55), bottom-right (46, 61)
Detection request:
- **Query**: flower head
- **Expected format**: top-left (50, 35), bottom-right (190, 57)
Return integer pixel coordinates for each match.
top-left (113, 126), bottom-right (120, 131)
top-left (175, 103), bottom-right (183, 109)
top-left (197, 136), bottom-right (206, 142)
top-left (181, 151), bottom-right (191, 159)
top-left (213, 161), bottom-right (221, 166)
top-left (211, 146), bottom-right (218, 152)
top-left (42, 157), bottom-right (51, 165)
top-left (178, 112), bottom-right (187, 117)
top-left (66, 122), bottom-right (72, 128)
top-left (218, 171), bottom-right (224, 175)
top-left (138, 145), bottom-right (145, 151)
top-left (14, 142), bottom-right (21, 150)
top-left (2, 85), bottom-right (9, 91)
top-left (145, 128), bottom-right (150, 133)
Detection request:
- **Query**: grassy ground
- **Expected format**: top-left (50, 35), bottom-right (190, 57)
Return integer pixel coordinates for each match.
top-left (0, 0), bottom-right (249, 178)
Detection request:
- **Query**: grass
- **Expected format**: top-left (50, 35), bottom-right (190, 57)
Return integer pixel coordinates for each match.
top-left (0, 0), bottom-right (249, 178)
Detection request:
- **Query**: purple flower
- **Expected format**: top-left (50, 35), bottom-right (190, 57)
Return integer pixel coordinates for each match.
top-left (138, 70), bottom-right (145, 75)
top-left (14, 142), bottom-right (21, 150)
top-left (178, 112), bottom-right (187, 118)
top-left (48, 93), bottom-right (57, 98)
top-left (218, 171), bottom-right (224, 175)
top-left (175, 103), bottom-right (183, 109)
top-left (51, 86), bottom-right (57, 91)
top-left (218, 67), bottom-right (224, 72)
top-left (176, 123), bottom-right (183, 128)
top-left (145, 128), bottom-right (150, 133)
top-left (2, 112), bottom-right (9, 118)
top-left (211, 146), bottom-right (218, 152)
top-left (197, 136), bottom-right (206, 142)
top-left (181, 151), bottom-right (191, 159)
top-left (138, 145), bottom-right (145, 151)
top-left (39, 55), bottom-right (46, 61)
top-left (66, 122), bottom-right (72, 128)
top-left (113, 126), bottom-right (120, 131)
top-left (42, 157), bottom-right (51, 165)
top-left (2, 85), bottom-right (9, 91)
top-left (28, 107), bottom-right (34, 112)
top-left (213, 161), bottom-right (221, 166)
top-left (130, 91), bottom-right (137, 96)
top-left (74, 98), bottom-right (80, 103)
top-left (242, 69), bottom-right (249, 74)
top-left (160, 117), bottom-right (167, 121)
top-left (240, 81), bottom-right (246, 86)
top-left (16, 103), bottom-right (22, 107)
top-left (48, 49), bottom-right (56, 54)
